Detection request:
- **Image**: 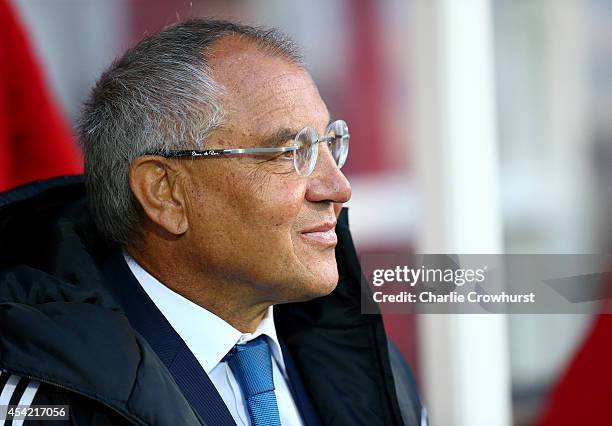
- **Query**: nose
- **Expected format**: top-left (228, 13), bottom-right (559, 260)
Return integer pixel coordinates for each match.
top-left (305, 143), bottom-right (352, 204)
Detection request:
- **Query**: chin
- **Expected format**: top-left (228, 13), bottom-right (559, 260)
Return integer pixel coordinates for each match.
top-left (282, 248), bottom-right (339, 301)
top-left (298, 265), bottom-right (339, 300)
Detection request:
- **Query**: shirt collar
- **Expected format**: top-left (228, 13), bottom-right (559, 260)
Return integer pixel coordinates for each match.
top-left (236, 305), bottom-right (286, 375)
top-left (123, 253), bottom-right (286, 375)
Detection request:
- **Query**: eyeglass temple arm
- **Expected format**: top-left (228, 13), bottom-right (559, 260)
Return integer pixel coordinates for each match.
top-left (145, 134), bottom-right (349, 158)
top-left (148, 146), bottom-right (298, 158)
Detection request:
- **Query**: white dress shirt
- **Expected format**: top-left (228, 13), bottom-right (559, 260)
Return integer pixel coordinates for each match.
top-left (124, 254), bottom-right (304, 426)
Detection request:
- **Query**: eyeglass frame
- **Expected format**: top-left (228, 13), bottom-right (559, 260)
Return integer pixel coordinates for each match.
top-left (140, 119), bottom-right (349, 177)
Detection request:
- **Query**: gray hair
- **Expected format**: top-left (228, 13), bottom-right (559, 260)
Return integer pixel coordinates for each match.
top-left (78, 19), bottom-right (302, 245)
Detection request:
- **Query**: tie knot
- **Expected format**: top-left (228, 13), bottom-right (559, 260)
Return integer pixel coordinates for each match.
top-left (225, 336), bottom-right (275, 398)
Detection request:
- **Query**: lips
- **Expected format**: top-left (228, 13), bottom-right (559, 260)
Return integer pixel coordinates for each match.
top-left (300, 221), bottom-right (338, 245)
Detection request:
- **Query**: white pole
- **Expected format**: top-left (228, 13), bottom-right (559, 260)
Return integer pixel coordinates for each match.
top-left (409, 1), bottom-right (512, 425)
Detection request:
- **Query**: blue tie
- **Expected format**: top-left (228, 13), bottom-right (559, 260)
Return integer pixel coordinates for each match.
top-left (225, 336), bottom-right (282, 426)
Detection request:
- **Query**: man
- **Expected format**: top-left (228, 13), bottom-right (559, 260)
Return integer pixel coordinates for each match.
top-left (0, 19), bottom-right (424, 425)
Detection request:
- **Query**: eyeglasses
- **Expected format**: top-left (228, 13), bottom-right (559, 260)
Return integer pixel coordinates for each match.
top-left (143, 120), bottom-right (349, 177)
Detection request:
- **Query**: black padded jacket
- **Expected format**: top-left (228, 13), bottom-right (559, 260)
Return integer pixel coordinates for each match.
top-left (0, 176), bottom-right (424, 426)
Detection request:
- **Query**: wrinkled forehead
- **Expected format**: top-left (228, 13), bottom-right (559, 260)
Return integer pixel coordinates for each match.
top-left (207, 37), bottom-right (330, 141)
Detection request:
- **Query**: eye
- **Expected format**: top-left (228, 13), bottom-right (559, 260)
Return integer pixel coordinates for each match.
top-left (253, 149), bottom-right (293, 166)
top-left (272, 144), bottom-right (296, 161)
top-left (279, 149), bottom-right (294, 160)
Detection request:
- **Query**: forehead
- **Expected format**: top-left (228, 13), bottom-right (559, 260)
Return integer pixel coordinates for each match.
top-left (208, 37), bottom-right (329, 143)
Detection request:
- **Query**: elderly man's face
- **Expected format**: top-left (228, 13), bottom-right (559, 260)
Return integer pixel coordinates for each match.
top-left (180, 40), bottom-right (351, 304)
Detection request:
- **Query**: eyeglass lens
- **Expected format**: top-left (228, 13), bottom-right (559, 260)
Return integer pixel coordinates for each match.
top-left (293, 120), bottom-right (349, 176)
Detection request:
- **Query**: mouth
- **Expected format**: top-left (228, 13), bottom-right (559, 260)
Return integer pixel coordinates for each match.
top-left (300, 221), bottom-right (338, 246)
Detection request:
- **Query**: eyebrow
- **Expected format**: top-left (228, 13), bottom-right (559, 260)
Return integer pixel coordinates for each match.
top-left (261, 118), bottom-right (334, 148)
top-left (261, 128), bottom-right (299, 148)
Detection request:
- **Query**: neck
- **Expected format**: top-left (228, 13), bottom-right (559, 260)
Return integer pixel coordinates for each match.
top-left (126, 247), bottom-right (271, 333)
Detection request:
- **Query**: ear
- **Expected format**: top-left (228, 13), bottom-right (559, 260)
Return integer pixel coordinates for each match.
top-left (129, 156), bottom-right (189, 236)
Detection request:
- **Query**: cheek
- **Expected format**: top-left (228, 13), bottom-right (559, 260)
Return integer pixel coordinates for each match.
top-left (238, 175), bottom-right (306, 231)
top-left (188, 165), bottom-right (307, 250)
